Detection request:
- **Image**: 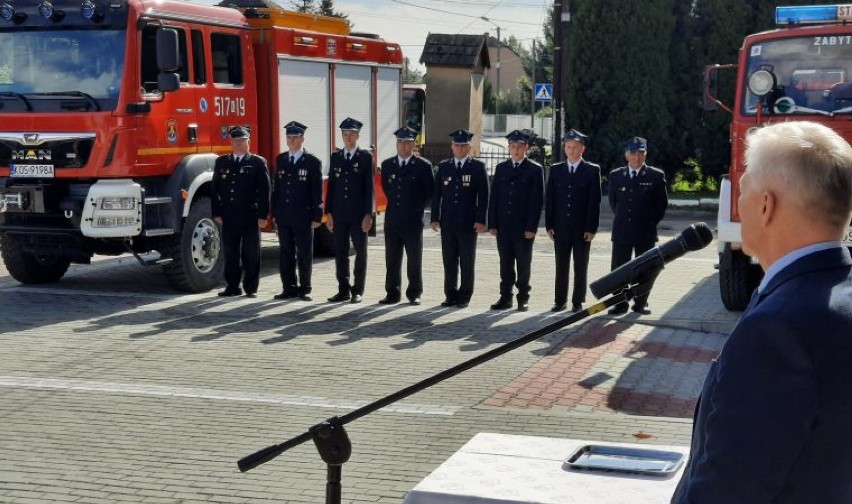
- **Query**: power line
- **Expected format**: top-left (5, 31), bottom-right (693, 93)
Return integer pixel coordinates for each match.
top-left (390, 0), bottom-right (542, 25)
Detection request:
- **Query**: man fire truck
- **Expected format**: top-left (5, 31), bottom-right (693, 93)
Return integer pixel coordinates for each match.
top-left (0, 0), bottom-right (401, 292)
top-left (706, 4), bottom-right (852, 310)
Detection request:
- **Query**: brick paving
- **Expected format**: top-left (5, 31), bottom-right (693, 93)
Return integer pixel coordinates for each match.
top-left (0, 206), bottom-right (740, 503)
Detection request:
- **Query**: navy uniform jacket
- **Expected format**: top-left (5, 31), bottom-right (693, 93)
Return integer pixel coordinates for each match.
top-left (673, 247), bottom-right (852, 504)
top-left (380, 155), bottom-right (434, 235)
top-left (271, 151), bottom-right (323, 227)
top-left (326, 148), bottom-right (374, 223)
top-left (488, 157), bottom-right (545, 238)
top-left (545, 160), bottom-right (602, 241)
top-left (431, 158), bottom-right (489, 232)
top-left (211, 152), bottom-right (270, 225)
top-left (607, 164), bottom-right (667, 245)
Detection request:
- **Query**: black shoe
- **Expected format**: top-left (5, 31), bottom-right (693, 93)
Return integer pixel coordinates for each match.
top-left (456, 301), bottom-right (469, 308)
top-left (572, 303), bottom-right (583, 312)
top-left (440, 299), bottom-right (457, 307)
top-left (244, 292), bottom-right (257, 298)
top-left (299, 293), bottom-right (313, 302)
top-left (632, 305), bottom-right (651, 315)
top-left (517, 302), bottom-right (529, 312)
top-left (608, 305), bottom-right (628, 315)
top-left (408, 297), bottom-right (422, 306)
top-left (327, 292), bottom-right (350, 303)
top-left (379, 296), bottom-right (400, 305)
top-left (218, 288), bottom-right (242, 297)
top-left (490, 297), bottom-right (513, 310)
top-left (273, 291), bottom-right (295, 300)
top-left (551, 303), bottom-right (567, 313)
top-left (350, 294), bottom-right (363, 304)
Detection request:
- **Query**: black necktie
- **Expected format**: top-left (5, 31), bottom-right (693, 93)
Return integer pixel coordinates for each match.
top-left (290, 155), bottom-right (295, 165)
top-left (457, 161), bottom-right (462, 170)
top-left (400, 159), bottom-right (406, 168)
top-left (346, 152), bottom-right (351, 161)
top-left (234, 155), bottom-right (240, 164)
top-left (514, 162), bottom-right (519, 169)
top-left (570, 165), bottom-right (576, 174)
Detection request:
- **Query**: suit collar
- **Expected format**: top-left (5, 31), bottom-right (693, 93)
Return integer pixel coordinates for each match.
top-left (759, 246), bottom-right (851, 300)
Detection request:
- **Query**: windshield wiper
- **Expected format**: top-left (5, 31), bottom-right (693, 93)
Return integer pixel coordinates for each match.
top-left (831, 106), bottom-right (852, 115)
top-left (31, 91), bottom-right (101, 111)
top-left (0, 92), bottom-right (33, 111)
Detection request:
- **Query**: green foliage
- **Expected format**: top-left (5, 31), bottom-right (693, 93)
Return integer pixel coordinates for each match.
top-left (671, 159), bottom-right (719, 193)
top-left (403, 57), bottom-right (424, 84)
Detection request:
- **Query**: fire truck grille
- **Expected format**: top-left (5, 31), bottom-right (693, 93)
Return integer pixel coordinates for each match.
top-left (0, 138), bottom-right (95, 169)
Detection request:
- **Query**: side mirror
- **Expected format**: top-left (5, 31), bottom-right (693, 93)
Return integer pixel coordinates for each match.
top-left (156, 28), bottom-right (180, 93)
top-left (829, 82), bottom-right (852, 102)
top-left (703, 65), bottom-right (718, 111)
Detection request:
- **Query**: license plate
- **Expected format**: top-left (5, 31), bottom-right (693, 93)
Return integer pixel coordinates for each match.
top-left (10, 164), bottom-right (54, 178)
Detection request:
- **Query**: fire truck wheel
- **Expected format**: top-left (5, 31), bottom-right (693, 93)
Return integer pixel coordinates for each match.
top-left (162, 197), bottom-right (224, 292)
top-left (718, 246), bottom-right (762, 311)
top-left (314, 224), bottom-right (335, 257)
top-left (0, 235), bottom-right (70, 284)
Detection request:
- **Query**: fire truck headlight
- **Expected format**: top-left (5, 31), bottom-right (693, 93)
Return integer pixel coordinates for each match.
top-left (37, 1), bottom-right (54, 19)
top-left (748, 69), bottom-right (776, 98)
top-left (0, 2), bottom-right (15, 21)
top-left (100, 197), bottom-right (136, 210)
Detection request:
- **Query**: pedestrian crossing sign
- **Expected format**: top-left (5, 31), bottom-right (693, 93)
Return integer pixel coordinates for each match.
top-left (534, 83), bottom-right (553, 102)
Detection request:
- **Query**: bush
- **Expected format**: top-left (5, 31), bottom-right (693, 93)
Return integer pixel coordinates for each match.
top-left (672, 158), bottom-right (718, 194)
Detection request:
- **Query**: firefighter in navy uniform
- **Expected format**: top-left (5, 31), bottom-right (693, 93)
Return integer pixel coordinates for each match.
top-left (271, 121), bottom-right (323, 302)
top-left (488, 130), bottom-right (545, 312)
top-left (325, 117), bottom-right (374, 304)
top-left (430, 129), bottom-right (489, 308)
top-left (545, 129), bottom-right (602, 312)
top-left (211, 126), bottom-right (271, 298)
top-left (607, 136), bottom-right (668, 315)
top-left (379, 127), bottom-right (435, 305)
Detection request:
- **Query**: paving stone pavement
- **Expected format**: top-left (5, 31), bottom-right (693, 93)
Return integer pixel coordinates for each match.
top-left (0, 207), bottom-right (741, 503)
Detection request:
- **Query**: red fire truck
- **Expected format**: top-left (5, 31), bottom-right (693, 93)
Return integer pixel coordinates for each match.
top-left (0, 0), bottom-right (401, 292)
top-left (706, 4), bottom-right (852, 310)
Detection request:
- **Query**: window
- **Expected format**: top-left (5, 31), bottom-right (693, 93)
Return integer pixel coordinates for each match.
top-left (211, 33), bottom-right (243, 85)
top-left (192, 30), bottom-right (206, 85)
top-left (140, 25), bottom-right (188, 94)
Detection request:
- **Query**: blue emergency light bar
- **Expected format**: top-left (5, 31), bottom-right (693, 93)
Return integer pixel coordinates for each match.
top-left (776, 5), bottom-right (852, 25)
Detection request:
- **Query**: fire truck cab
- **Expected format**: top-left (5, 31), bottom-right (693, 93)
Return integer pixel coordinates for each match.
top-left (0, 0), bottom-right (401, 292)
top-left (707, 4), bottom-right (852, 311)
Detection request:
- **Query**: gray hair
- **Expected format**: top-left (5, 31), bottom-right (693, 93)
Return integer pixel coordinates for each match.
top-left (745, 121), bottom-right (852, 229)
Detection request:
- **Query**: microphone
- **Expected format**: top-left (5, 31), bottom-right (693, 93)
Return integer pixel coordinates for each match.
top-left (589, 222), bottom-right (713, 299)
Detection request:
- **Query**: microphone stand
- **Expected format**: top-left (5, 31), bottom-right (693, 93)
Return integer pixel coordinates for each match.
top-left (238, 283), bottom-right (650, 504)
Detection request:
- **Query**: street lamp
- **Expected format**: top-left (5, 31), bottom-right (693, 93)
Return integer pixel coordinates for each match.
top-left (481, 16), bottom-right (502, 123)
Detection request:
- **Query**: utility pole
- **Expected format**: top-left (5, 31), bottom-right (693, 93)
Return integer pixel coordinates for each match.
top-left (530, 39), bottom-right (536, 129)
top-left (552, 0), bottom-right (569, 160)
top-left (482, 17), bottom-right (502, 129)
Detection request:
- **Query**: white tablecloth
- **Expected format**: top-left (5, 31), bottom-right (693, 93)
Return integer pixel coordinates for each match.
top-left (403, 433), bottom-right (689, 504)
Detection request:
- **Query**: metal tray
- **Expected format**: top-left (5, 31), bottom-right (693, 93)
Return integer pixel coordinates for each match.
top-left (563, 445), bottom-right (685, 477)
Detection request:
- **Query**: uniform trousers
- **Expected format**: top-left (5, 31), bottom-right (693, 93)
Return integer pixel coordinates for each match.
top-left (554, 236), bottom-right (591, 306)
top-left (278, 225), bottom-right (314, 295)
top-left (440, 229), bottom-right (478, 303)
top-left (384, 227), bottom-right (424, 300)
top-left (611, 240), bottom-right (658, 310)
top-left (333, 220), bottom-right (367, 295)
top-left (222, 221), bottom-right (261, 294)
top-left (497, 233), bottom-right (534, 302)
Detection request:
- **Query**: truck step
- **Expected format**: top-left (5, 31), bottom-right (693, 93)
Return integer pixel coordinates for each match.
top-left (145, 228), bottom-right (175, 237)
top-left (144, 197), bottom-right (172, 205)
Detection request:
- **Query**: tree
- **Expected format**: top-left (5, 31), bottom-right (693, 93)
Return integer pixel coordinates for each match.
top-left (317, 0), bottom-right (347, 20)
top-left (290, 0), bottom-right (315, 12)
top-left (402, 57), bottom-right (424, 85)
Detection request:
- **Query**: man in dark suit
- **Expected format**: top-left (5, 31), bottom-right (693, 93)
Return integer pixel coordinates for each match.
top-left (211, 126), bottom-right (271, 298)
top-left (545, 129), bottom-right (602, 312)
top-left (379, 127), bottom-right (434, 305)
top-left (488, 130), bottom-right (545, 312)
top-left (430, 129), bottom-right (489, 308)
top-left (672, 121), bottom-right (852, 504)
top-left (325, 117), bottom-right (374, 304)
top-left (607, 136), bottom-right (668, 315)
top-left (271, 121), bottom-right (323, 302)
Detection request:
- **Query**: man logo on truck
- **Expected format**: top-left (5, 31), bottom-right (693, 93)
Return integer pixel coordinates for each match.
top-left (11, 150), bottom-right (51, 161)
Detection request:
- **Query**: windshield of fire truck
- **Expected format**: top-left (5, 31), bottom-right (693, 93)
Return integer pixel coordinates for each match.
top-left (0, 29), bottom-right (125, 112)
top-left (743, 35), bottom-right (852, 115)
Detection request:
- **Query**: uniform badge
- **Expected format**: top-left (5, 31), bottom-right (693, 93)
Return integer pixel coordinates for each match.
top-left (621, 186), bottom-right (626, 192)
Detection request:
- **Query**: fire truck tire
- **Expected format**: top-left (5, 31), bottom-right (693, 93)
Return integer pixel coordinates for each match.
top-left (0, 235), bottom-right (70, 284)
top-left (314, 225), bottom-right (335, 257)
top-left (162, 197), bottom-right (224, 292)
top-left (719, 246), bottom-right (762, 311)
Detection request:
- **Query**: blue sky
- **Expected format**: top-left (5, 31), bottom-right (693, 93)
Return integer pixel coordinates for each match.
top-left (188, 0), bottom-right (551, 69)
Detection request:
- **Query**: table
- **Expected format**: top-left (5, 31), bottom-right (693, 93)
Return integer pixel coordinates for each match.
top-left (403, 432), bottom-right (689, 504)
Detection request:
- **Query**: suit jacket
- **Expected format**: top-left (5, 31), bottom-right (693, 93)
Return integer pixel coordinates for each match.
top-left (608, 164), bottom-right (667, 245)
top-left (325, 147), bottom-right (374, 223)
top-left (380, 155), bottom-right (434, 235)
top-left (271, 150), bottom-right (323, 227)
top-left (431, 158), bottom-right (489, 232)
top-left (211, 152), bottom-right (270, 225)
top-left (672, 247), bottom-right (852, 504)
top-left (488, 157), bottom-right (544, 238)
top-left (545, 159), bottom-right (602, 241)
